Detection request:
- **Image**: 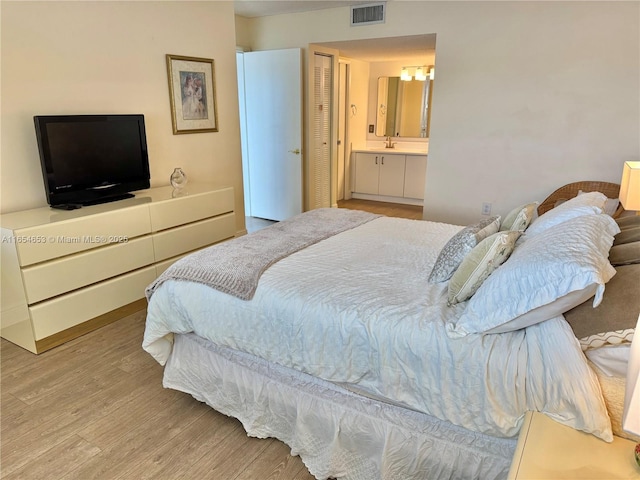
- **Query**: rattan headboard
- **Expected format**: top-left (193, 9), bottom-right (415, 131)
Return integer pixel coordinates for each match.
top-left (537, 181), bottom-right (624, 218)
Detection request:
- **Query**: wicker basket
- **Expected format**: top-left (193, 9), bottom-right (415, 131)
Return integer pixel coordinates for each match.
top-left (537, 181), bottom-right (624, 218)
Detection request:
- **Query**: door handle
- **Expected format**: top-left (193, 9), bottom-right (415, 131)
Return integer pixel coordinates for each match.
top-left (288, 149), bottom-right (301, 155)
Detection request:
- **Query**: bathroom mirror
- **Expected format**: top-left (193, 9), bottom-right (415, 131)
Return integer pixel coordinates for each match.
top-left (376, 76), bottom-right (431, 138)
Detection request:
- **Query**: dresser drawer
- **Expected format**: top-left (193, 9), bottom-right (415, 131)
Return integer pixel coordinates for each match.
top-left (15, 205), bottom-right (151, 266)
top-left (152, 213), bottom-right (235, 261)
top-left (29, 266), bottom-right (156, 340)
top-left (22, 236), bottom-right (155, 304)
top-left (149, 187), bottom-right (234, 231)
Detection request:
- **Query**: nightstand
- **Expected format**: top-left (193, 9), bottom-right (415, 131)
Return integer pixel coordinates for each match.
top-left (508, 411), bottom-right (640, 479)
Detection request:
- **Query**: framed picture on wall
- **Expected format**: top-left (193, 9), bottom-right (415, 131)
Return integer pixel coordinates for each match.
top-left (166, 54), bottom-right (218, 134)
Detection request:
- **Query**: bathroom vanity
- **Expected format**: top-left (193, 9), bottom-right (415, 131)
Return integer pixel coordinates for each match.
top-left (352, 149), bottom-right (427, 205)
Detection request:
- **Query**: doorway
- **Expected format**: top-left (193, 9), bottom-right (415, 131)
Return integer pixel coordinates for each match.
top-left (310, 34), bottom-right (435, 216)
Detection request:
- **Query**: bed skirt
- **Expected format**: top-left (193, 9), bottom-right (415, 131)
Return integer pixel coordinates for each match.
top-left (163, 333), bottom-right (516, 480)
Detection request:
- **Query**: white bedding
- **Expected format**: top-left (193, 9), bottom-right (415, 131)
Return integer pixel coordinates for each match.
top-left (143, 216), bottom-right (612, 441)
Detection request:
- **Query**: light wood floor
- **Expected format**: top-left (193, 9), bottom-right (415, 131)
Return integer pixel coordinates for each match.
top-left (1, 311), bottom-right (315, 480)
top-left (337, 198), bottom-right (423, 220)
top-left (1, 200), bottom-right (420, 479)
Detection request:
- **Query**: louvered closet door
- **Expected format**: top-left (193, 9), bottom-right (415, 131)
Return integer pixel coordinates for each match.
top-left (312, 53), bottom-right (332, 209)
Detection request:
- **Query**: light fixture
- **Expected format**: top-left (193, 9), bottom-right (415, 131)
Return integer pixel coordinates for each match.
top-left (619, 161), bottom-right (640, 212)
top-left (623, 314), bottom-right (640, 466)
top-left (400, 65), bottom-right (431, 81)
top-left (429, 67), bottom-right (435, 80)
top-left (414, 67), bottom-right (427, 81)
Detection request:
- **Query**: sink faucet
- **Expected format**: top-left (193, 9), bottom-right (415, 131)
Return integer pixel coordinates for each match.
top-left (385, 136), bottom-right (396, 149)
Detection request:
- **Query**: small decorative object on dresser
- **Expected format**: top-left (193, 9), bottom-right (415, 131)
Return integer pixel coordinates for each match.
top-left (166, 54), bottom-right (218, 134)
top-left (170, 167), bottom-right (188, 190)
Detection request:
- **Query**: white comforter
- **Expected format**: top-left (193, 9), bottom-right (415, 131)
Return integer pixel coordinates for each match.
top-left (143, 216), bottom-right (612, 440)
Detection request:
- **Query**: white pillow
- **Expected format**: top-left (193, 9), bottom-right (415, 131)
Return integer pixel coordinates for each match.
top-left (483, 284), bottom-right (598, 334)
top-left (447, 214), bottom-right (620, 337)
top-left (564, 190), bottom-right (608, 209)
top-left (525, 191), bottom-right (607, 237)
top-left (525, 205), bottom-right (602, 237)
top-left (578, 190), bottom-right (620, 217)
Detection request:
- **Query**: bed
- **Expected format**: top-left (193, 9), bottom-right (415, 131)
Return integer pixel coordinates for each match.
top-left (143, 185), bottom-right (638, 480)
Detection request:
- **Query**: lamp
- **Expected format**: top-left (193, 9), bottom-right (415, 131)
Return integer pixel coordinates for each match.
top-left (623, 314), bottom-right (640, 466)
top-left (619, 161), bottom-right (640, 212)
top-left (429, 67), bottom-right (435, 80)
top-left (400, 67), bottom-right (412, 81)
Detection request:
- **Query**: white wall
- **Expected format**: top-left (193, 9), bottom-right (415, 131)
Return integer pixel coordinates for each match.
top-left (237, 1), bottom-right (639, 224)
top-left (345, 58), bottom-right (370, 151)
top-left (341, 57), bottom-right (370, 195)
top-left (1, 1), bottom-right (246, 233)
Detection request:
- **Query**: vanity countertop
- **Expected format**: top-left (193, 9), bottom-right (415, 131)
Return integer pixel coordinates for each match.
top-left (353, 147), bottom-right (428, 155)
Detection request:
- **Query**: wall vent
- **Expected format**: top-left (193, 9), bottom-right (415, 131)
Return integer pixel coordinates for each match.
top-left (350, 2), bottom-right (385, 26)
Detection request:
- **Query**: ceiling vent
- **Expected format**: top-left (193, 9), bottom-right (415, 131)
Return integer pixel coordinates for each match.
top-left (350, 2), bottom-right (386, 26)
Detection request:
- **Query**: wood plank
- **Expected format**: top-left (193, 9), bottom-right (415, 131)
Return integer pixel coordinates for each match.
top-left (338, 198), bottom-right (423, 220)
top-left (236, 439), bottom-right (315, 480)
top-left (66, 392), bottom-right (210, 479)
top-left (0, 363), bottom-right (163, 476)
top-left (2, 435), bottom-right (102, 480)
top-left (4, 310), bottom-right (147, 405)
top-left (169, 430), bottom-right (274, 479)
top-left (112, 410), bottom-right (248, 480)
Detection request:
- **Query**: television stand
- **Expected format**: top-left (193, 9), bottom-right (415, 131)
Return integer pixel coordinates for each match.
top-left (1, 184), bottom-right (236, 353)
top-left (82, 192), bottom-right (134, 206)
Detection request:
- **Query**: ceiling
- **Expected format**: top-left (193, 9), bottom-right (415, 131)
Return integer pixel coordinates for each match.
top-left (233, 1), bottom-right (372, 18)
top-left (319, 34), bottom-right (436, 62)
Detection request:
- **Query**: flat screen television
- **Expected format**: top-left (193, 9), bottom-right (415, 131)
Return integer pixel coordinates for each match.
top-left (34, 114), bottom-right (151, 208)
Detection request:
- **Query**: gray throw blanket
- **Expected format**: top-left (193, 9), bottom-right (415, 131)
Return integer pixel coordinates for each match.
top-left (146, 208), bottom-right (381, 301)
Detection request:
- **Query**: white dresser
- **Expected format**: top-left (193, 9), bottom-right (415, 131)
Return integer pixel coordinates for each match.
top-left (1, 184), bottom-right (236, 353)
top-left (352, 150), bottom-right (427, 205)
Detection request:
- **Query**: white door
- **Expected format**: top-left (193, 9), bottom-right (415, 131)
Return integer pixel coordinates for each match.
top-left (243, 48), bottom-right (303, 221)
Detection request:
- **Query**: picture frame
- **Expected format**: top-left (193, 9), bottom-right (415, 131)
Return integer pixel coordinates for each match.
top-left (166, 54), bottom-right (218, 134)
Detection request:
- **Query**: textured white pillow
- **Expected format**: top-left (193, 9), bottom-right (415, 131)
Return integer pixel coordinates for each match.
top-left (564, 190), bottom-right (608, 209)
top-left (483, 284), bottom-right (598, 334)
top-left (447, 214), bottom-right (620, 337)
top-left (578, 190), bottom-right (620, 217)
top-left (525, 191), bottom-right (607, 238)
top-left (525, 205), bottom-right (602, 237)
